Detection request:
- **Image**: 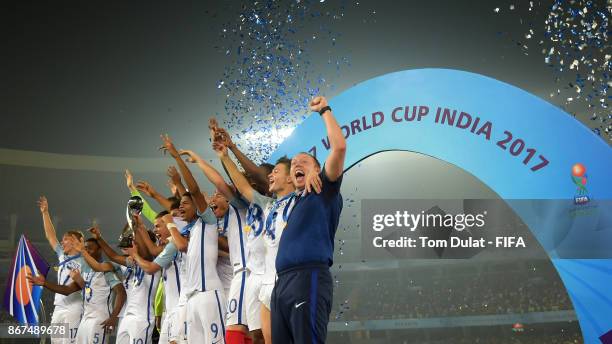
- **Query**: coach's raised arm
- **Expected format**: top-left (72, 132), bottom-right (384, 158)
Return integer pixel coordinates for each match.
top-left (311, 95), bottom-right (347, 182)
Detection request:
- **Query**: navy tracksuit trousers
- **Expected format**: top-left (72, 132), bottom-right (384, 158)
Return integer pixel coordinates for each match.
top-left (271, 264), bottom-right (333, 344)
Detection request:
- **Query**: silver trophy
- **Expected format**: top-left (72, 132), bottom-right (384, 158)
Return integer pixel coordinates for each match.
top-left (118, 195), bottom-right (144, 248)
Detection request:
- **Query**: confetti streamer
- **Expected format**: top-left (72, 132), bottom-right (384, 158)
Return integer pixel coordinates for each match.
top-left (215, 0), bottom-right (364, 163)
top-left (496, 1), bottom-right (611, 141)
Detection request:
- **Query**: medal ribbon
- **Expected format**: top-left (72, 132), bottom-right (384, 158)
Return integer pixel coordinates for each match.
top-left (58, 253), bottom-right (82, 285)
top-left (217, 210), bottom-right (230, 236)
top-left (246, 204), bottom-right (264, 236)
top-left (264, 193), bottom-right (295, 239)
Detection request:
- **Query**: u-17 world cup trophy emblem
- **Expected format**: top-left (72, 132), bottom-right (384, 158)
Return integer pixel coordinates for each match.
top-left (118, 195), bottom-right (144, 248)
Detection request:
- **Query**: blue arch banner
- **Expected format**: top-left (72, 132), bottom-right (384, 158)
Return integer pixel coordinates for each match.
top-left (268, 69), bottom-right (612, 343)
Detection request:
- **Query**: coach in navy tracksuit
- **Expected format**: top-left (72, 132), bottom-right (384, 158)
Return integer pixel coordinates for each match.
top-left (271, 96), bottom-right (346, 344)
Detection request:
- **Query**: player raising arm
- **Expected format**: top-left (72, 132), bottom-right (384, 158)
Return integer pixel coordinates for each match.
top-left (180, 147), bottom-right (254, 344)
top-left (71, 239), bottom-right (126, 343)
top-left (85, 226), bottom-right (133, 270)
top-left (38, 196), bottom-right (84, 344)
top-left (160, 134), bottom-right (227, 344)
top-left (30, 238), bottom-right (127, 344)
top-left (209, 118), bottom-right (273, 196)
top-left (179, 149), bottom-right (237, 201)
top-left (160, 134), bottom-right (208, 214)
top-left (87, 223), bottom-right (161, 344)
top-left (124, 169), bottom-right (160, 224)
top-left (216, 142), bottom-right (296, 344)
top-left (126, 212), bottom-right (187, 344)
top-left (135, 179), bottom-right (174, 214)
top-left (166, 165), bottom-right (188, 197)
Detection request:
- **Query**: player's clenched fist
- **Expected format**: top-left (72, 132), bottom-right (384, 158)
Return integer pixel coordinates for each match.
top-left (212, 142), bottom-right (228, 157)
top-left (69, 269), bottom-right (81, 281)
top-left (162, 213), bottom-right (174, 225)
top-left (26, 273), bottom-right (45, 286)
top-left (101, 315), bottom-right (118, 333)
top-left (37, 196), bottom-right (49, 213)
top-left (89, 226), bottom-right (102, 240)
top-left (309, 96), bottom-right (328, 113)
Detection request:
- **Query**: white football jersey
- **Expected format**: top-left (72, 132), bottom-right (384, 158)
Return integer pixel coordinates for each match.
top-left (217, 204), bottom-right (248, 273)
top-left (260, 193), bottom-right (297, 284)
top-left (246, 192), bottom-right (296, 283)
top-left (216, 255), bottom-right (233, 295)
top-left (111, 262), bottom-right (129, 318)
top-left (80, 261), bottom-right (121, 319)
top-left (183, 209), bottom-right (223, 296)
top-left (123, 264), bottom-right (161, 320)
top-left (153, 242), bottom-right (184, 308)
top-left (244, 203), bottom-right (266, 275)
top-left (53, 244), bottom-right (84, 310)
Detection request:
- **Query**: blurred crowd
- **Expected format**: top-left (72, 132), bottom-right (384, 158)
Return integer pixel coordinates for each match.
top-left (328, 323), bottom-right (583, 344)
top-left (332, 260), bottom-right (573, 321)
top-left (451, 332), bottom-right (582, 344)
top-left (347, 276), bottom-right (571, 320)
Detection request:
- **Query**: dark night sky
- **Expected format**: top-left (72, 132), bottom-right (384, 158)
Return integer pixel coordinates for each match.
top-left (0, 0), bottom-right (608, 240)
top-left (3, 0), bottom-right (596, 158)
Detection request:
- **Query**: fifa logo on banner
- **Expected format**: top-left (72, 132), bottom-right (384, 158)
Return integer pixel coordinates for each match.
top-left (571, 163), bottom-right (590, 205)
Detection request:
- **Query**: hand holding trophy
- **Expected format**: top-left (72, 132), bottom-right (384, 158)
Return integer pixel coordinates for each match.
top-left (118, 195), bottom-right (144, 248)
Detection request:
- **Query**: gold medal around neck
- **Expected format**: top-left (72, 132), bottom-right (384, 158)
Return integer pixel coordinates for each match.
top-left (85, 287), bottom-right (91, 295)
top-left (53, 266), bottom-right (59, 272)
top-left (243, 225), bottom-right (252, 234)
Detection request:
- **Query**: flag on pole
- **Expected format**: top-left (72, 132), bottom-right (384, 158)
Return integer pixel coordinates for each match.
top-left (3, 234), bottom-right (50, 324)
